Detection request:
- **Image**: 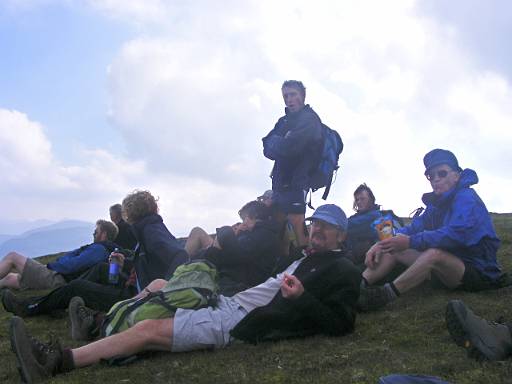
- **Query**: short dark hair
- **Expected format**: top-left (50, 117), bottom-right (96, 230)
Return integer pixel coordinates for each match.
top-left (109, 203), bottom-right (122, 217)
top-left (238, 201), bottom-right (271, 221)
top-left (122, 190), bottom-right (159, 224)
top-left (282, 80), bottom-right (306, 98)
top-left (353, 183), bottom-right (376, 211)
top-left (96, 220), bottom-right (118, 241)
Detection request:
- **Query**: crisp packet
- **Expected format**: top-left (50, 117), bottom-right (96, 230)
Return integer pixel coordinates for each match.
top-left (372, 214), bottom-right (395, 240)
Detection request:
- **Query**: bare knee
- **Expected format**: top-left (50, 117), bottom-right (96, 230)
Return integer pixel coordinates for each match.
top-left (418, 249), bottom-right (444, 267)
top-left (189, 227), bottom-right (206, 237)
top-left (132, 319), bottom-right (172, 347)
top-left (0, 273), bottom-right (21, 289)
top-left (2, 252), bottom-right (27, 271)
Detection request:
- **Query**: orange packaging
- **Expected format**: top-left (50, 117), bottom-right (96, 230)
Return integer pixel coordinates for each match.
top-left (373, 215), bottom-right (395, 240)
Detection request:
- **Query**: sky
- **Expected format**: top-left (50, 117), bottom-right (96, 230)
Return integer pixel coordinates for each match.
top-left (0, 0), bottom-right (511, 237)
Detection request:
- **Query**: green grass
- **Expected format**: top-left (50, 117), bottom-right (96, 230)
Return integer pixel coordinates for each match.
top-left (1, 214), bottom-right (512, 383)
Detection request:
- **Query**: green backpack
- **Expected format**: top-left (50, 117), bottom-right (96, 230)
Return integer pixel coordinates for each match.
top-left (101, 260), bottom-right (219, 337)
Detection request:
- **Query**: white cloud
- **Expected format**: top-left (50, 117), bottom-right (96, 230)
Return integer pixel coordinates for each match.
top-left (2, 0), bottom-right (511, 240)
top-left (99, 0), bottom-right (512, 218)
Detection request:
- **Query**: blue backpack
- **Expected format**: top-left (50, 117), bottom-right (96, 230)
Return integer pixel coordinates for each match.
top-left (309, 123), bottom-right (343, 200)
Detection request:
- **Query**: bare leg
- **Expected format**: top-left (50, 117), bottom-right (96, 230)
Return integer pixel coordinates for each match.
top-left (288, 213), bottom-right (308, 248)
top-left (0, 272), bottom-right (22, 289)
top-left (393, 248), bottom-right (465, 293)
top-left (0, 252), bottom-right (28, 280)
top-left (184, 227), bottom-right (214, 257)
top-left (362, 249), bottom-right (421, 285)
top-left (72, 318), bottom-right (173, 368)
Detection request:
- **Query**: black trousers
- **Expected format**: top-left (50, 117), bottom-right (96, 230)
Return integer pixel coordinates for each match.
top-left (23, 263), bottom-right (137, 316)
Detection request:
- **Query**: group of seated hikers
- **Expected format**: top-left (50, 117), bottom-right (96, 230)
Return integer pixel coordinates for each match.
top-left (0, 80), bottom-right (508, 384)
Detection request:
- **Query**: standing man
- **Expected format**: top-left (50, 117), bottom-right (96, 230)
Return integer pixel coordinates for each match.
top-left (358, 149), bottom-right (502, 311)
top-left (263, 80), bottom-right (323, 247)
top-left (109, 204), bottom-right (137, 250)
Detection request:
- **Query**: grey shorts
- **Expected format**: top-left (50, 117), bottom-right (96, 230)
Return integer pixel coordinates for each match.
top-left (171, 295), bottom-right (248, 352)
top-left (19, 258), bottom-right (67, 290)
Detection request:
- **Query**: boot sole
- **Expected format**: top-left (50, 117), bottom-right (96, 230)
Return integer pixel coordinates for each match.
top-left (9, 317), bottom-right (34, 384)
top-left (445, 300), bottom-right (499, 361)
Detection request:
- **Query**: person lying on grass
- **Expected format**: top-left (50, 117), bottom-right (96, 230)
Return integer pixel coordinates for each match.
top-left (0, 219), bottom-right (118, 291)
top-left (1, 190), bottom-right (188, 319)
top-left (9, 204), bottom-right (361, 383)
top-left (358, 149), bottom-right (503, 312)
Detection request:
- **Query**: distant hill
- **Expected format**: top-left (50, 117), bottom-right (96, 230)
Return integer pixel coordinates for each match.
top-left (0, 220), bottom-right (94, 258)
top-left (0, 234), bottom-right (12, 244)
top-left (0, 219), bottom-right (55, 235)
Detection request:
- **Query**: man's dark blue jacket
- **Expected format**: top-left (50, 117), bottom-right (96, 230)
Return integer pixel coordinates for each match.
top-left (131, 213), bottom-right (188, 290)
top-left (263, 105), bottom-right (323, 191)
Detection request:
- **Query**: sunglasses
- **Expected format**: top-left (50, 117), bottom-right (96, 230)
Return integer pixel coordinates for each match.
top-left (425, 169), bottom-right (451, 181)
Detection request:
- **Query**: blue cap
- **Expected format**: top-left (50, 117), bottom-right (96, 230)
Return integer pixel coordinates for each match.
top-left (423, 149), bottom-right (462, 175)
top-left (305, 204), bottom-right (347, 231)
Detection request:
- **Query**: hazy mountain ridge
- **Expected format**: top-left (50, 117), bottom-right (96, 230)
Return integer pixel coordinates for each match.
top-left (0, 220), bottom-right (95, 258)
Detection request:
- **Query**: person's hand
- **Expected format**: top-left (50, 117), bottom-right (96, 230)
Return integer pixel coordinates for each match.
top-left (109, 252), bottom-right (125, 268)
top-left (280, 273), bottom-right (304, 299)
top-left (233, 222), bottom-right (248, 236)
top-left (365, 243), bottom-right (382, 269)
top-left (379, 234), bottom-right (410, 254)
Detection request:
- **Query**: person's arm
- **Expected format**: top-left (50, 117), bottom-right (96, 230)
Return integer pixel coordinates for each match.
top-left (263, 114), bottom-right (321, 159)
top-left (408, 191), bottom-right (484, 251)
top-left (282, 271), bottom-right (360, 336)
top-left (47, 244), bottom-right (108, 275)
top-left (396, 210), bottom-right (427, 236)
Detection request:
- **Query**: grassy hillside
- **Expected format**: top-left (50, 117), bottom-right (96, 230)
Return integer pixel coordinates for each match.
top-left (1, 214), bottom-right (511, 383)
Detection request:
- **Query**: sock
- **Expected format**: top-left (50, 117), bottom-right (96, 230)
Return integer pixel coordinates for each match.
top-left (60, 348), bottom-right (76, 373)
top-left (388, 282), bottom-right (401, 297)
top-left (383, 282), bottom-right (400, 302)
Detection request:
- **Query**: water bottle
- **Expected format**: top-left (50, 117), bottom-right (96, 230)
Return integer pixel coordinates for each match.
top-left (108, 248), bottom-right (120, 285)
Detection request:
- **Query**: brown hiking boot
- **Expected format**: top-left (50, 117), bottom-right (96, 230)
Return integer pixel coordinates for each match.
top-left (69, 296), bottom-right (95, 341)
top-left (2, 289), bottom-right (30, 317)
top-left (9, 316), bottom-right (63, 383)
top-left (446, 300), bottom-right (512, 361)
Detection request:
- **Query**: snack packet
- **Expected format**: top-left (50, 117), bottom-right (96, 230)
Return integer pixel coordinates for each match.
top-left (372, 214), bottom-right (395, 240)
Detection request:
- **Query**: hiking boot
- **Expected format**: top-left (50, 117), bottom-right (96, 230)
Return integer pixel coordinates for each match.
top-left (357, 285), bottom-right (393, 312)
top-left (9, 316), bottom-right (63, 383)
top-left (69, 296), bottom-right (95, 341)
top-left (446, 299), bottom-right (512, 361)
top-left (1, 289), bottom-right (30, 317)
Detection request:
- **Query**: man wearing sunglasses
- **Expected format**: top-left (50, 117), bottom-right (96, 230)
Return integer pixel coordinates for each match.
top-left (358, 149), bottom-right (502, 311)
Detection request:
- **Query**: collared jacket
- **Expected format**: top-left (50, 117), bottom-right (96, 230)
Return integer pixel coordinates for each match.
top-left (397, 168), bottom-right (501, 281)
top-left (46, 241), bottom-right (117, 280)
top-left (202, 219), bottom-right (281, 295)
top-left (131, 214), bottom-right (189, 290)
top-left (230, 249), bottom-right (361, 343)
top-left (262, 105), bottom-right (323, 190)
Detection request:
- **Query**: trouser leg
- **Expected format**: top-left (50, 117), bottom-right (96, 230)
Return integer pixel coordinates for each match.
top-left (24, 279), bottom-right (133, 315)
